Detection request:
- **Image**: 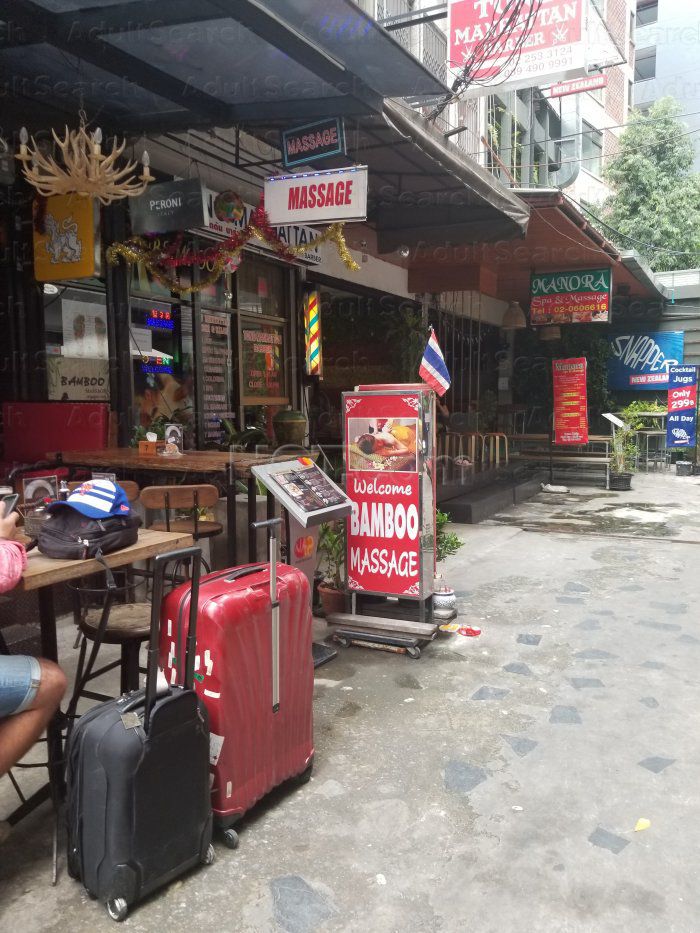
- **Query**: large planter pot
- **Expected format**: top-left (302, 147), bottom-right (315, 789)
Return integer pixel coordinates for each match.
top-left (609, 472), bottom-right (632, 491)
top-left (272, 408), bottom-right (307, 448)
top-left (318, 584), bottom-right (345, 616)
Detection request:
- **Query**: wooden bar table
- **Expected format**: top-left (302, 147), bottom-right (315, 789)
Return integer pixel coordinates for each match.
top-left (54, 448), bottom-right (313, 566)
top-left (8, 529), bottom-right (193, 832)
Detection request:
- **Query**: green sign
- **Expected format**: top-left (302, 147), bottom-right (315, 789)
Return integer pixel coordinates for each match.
top-left (530, 268), bottom-right (612, 325)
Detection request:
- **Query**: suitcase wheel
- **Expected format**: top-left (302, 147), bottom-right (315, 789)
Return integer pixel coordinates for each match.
top-left (292, 762), bottom-right (314, 786)
top-left (203, 843), bottom-right (216, 865)
top-left (222, 828), bottom-right (240, 850)
top-left (106, 898), bottom-right (128, 922)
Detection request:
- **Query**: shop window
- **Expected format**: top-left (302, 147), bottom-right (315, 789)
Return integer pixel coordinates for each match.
top-left (637, 1), bottom-right (658, 27)
top-left (236, 256), bottom-right (286, 317)
top-left (44, 287), bottom-right (110, 403)
top-left (130, 298), bottom-right (196, 447)
top-left (582, 121), bottom-right (603, 177)
top-left (634, 46), bottom-right (656, 81)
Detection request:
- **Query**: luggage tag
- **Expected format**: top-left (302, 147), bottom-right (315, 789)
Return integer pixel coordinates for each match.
top-left (120, 711), bottom-right (141, 730)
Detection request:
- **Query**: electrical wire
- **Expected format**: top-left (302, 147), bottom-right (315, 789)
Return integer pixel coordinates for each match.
top-left (480, 122), bottom-right (700, 174)
top-left (429, 0), bottom-right (544, 123)
top-left (471, 107), bottom-right (700, 159)
top-left (562, 193), bottom-right (700, 260)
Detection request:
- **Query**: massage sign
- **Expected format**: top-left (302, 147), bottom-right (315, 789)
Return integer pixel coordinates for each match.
top-left (530, 268), bottom-right (612, 325)
top-left (344, 393), bottom-right (422, 596)
top-left (265, 166), bottom-right (368, 226)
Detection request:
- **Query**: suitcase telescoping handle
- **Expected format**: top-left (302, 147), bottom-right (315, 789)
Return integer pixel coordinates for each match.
top-left (251, 517), bottom-right (282, 712)
top-left (144, 546), bottom-right (202, 732)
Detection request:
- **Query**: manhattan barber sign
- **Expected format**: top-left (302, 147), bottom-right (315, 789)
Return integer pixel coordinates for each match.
top-left (530, 268), bottom-right (612, 325)
top-left (448, 0), bottom-right (586, 94)
top-left (264, 166), bottom-right (368, 226)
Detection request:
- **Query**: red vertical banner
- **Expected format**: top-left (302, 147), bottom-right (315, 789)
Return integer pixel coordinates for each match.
top-left (344, 392), bottom-right (422, 596)
top-left (553, 358), bottom-right (588, 445)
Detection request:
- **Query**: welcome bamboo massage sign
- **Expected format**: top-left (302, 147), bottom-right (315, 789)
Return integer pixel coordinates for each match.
top-left (344, 392), bottom-right (422, 597)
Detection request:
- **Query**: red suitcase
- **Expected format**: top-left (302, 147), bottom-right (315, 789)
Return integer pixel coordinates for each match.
top-left (158, 519), bottom-right (314, 848)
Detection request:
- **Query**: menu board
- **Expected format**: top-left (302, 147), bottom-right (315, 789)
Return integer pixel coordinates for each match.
top-left (272, 462), bottom-right (347, 513)
top-left (552, 357), bottom-right (588, 445)
top-left (252, 458), bottom-right (352, 529)
top-left (240, 318), bottom-right (287, 405)
top-left (200, 310), bottom-right (233, 444)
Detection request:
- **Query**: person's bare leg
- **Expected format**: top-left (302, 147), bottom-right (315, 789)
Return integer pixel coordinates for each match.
top-left (0, 660), bottom-right (67, 777)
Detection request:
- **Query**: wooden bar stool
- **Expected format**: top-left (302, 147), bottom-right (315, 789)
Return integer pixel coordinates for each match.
top-left (460, 431), bottom-right (484, 466)
top-left (482, 433), bottom-right (509, 467)
top-left (140, 484), bottom-right (222, 540)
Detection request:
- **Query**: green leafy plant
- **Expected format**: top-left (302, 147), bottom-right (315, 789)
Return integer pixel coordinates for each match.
top-left (317, 522), bottom-right (345, 591)
top-left (602, 98), bottom-right (700, 272)
top-left (436, 509), bottom-right (463, 562)
top-left (130, 409), bottom-right (191, 447)
top-left (385, 306), bottom-right (426, 382)
top-left (619, 399), bottom-right (666, 430)
top-left (610, 424), bottom-right (638, 474)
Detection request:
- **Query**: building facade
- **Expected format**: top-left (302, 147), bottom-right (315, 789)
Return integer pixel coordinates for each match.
top-left (364, 0), bottom-right (636, 208)
top-left (634, 0), bottom-right (700, 170)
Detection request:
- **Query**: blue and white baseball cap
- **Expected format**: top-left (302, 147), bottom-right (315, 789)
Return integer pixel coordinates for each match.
top-left (47, 480), bottom-right (131, 519)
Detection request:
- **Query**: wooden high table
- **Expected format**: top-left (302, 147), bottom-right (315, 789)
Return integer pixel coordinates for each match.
top-left (54, 448), bottom-right (312, 566)
top-left (8, 529), bottom-right (193, 833)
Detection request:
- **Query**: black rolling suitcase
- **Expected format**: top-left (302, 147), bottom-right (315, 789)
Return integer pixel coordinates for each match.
top-left (65, 547), bottom-right (214, 922)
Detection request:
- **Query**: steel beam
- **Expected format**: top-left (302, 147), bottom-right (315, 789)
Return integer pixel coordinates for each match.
top-left (0, 1), bottom-right (233, 125)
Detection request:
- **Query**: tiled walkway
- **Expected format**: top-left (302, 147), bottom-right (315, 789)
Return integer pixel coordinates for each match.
top-left (1, 474), bottom-right (699, 932)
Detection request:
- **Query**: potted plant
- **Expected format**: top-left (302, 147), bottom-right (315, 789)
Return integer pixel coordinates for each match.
top-left (609, 422), bottom-right (637, 491)
top-left (433, 510), bottom-right (463, 619)
top-left (317, 521), bottom-right (346, 615)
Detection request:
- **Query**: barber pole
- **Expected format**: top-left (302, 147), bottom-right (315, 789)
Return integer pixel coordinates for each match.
top-left (304, 291), bottom-right (322, 377)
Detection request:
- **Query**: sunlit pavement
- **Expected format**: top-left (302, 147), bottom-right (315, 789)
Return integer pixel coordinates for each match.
top-left (1, 472), bottom-right (699, 932)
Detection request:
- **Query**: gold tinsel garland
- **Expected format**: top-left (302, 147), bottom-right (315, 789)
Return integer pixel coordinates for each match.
top-left (107, 221), bottom-right (360, 296)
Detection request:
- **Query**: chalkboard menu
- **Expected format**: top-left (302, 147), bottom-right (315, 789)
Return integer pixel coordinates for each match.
top-left (200, 310), bottom-right (233, 444)
top-left (239, 317), bottom-right (288, 406)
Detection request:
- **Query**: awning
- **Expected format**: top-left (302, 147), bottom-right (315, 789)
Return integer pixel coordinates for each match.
top-left (360, 102), bottom-right (530, 252)
top-left (0, 0), bottom-right (448, 133)
top-left (500, 190), bottom-right (665, 304)
top-left (406, 189), bottom-right (665, 302)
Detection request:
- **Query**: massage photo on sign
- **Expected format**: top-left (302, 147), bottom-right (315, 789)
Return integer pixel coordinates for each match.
top-left (348, 418), bottom-right (417, 472)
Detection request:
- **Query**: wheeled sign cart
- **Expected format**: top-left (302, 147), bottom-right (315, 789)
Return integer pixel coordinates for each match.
top-left (327, 384), bottom-right (438, 657)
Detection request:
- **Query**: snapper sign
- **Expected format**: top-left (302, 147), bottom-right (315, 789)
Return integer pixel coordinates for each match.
top-left (608, 332), bottom-right (684, 391)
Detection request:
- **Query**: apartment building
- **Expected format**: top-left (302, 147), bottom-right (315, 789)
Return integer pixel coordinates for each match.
top-left (364, 0), bottom-right (636, 208)
top-left (634, 0), bottom-right (700, 170)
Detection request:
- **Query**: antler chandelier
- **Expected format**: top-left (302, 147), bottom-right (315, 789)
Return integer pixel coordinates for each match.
top-left (15, 117), bottom-right (154, 205)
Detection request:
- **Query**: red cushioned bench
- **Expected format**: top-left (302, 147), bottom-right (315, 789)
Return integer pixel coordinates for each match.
top-left (1, 401), bottom-right (110, 490)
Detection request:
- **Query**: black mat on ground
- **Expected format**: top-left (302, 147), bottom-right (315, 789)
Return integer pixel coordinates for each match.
top-left (312, 642), bottom-right (337, 668)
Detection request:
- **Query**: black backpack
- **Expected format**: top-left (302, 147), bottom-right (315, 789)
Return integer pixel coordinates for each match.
top-left (37, 507), bottom-right (141, 559)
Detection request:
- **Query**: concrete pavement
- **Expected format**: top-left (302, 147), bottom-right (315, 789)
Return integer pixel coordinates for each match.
top-left (1, 473), bottom-right (699, 932)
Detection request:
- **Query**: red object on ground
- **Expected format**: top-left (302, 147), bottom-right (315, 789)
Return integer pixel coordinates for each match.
top-left (159, 563), bottom-right (314, 826)
top-left (458, 626), bottom-right (481, 637)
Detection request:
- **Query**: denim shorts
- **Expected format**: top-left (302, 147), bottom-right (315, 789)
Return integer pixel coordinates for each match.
top-left (0, 655), bottom-right (42, 718)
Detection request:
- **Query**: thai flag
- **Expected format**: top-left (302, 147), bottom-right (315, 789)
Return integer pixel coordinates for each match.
top-left (419, 328), bottom-right (451, 397)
